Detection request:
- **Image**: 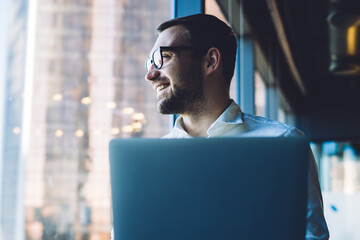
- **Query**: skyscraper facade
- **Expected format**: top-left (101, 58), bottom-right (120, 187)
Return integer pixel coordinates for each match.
top-left (0, 0), bottom-right (170, 239)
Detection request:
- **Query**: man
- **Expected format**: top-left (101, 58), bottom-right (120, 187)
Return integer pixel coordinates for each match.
top-left (145, 14), bottom-right (329, 239)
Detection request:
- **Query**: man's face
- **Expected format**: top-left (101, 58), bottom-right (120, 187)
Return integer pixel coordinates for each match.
top-left (145, 26), bottom-right (204, 115)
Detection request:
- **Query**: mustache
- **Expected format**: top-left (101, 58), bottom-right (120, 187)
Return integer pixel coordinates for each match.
top-left (152, 77), bottom-right (169, 84)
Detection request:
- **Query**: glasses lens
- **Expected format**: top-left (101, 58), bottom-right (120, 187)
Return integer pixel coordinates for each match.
top-left (145, 59), bottom-right (152, 72)
top-left (153, 48), bottom-right (162, 69)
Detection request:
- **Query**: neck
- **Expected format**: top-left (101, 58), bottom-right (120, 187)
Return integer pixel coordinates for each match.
top-left (181, 97), bottom-right (232, 137)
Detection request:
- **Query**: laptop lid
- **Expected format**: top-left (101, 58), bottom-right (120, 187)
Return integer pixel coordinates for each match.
top-left (109, 137), bottom-right (308, 240)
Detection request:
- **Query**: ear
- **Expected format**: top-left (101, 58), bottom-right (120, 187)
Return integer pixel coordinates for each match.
top-left (203, 47), bottom-right (221, 76)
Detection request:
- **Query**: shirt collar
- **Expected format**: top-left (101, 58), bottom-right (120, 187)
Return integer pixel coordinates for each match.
top-left (172, 100), bottom-right (243, 138)
top-left (172, 116), bottom-right (192, 138)
top-left (207, 100), bottom-right (243, 137)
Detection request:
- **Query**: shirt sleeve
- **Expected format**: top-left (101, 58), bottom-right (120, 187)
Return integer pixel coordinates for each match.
top-left (287, 129), bottom-right (329, 239)
top-left (305, 152), bottom-right (330, 239)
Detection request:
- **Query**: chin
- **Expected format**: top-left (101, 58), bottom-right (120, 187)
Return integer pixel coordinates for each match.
top-left (157, 103), bottom-right (173, 115)
top-left (157, 98), bottom-right (182, 115)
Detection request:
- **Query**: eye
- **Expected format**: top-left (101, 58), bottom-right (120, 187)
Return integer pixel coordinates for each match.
top-left (162, 53), bottom-right (171, 59)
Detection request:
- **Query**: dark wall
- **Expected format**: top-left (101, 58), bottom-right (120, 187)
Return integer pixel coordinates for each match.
top-left (297, 110), bottom-right (360, 141)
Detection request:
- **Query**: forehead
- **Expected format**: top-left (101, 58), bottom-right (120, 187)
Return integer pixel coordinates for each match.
top-left (149, 25), bottom-right (190, 54)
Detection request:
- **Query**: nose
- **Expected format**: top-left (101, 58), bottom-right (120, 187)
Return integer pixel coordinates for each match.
top-left (145, 66), bottom-right (160, 82)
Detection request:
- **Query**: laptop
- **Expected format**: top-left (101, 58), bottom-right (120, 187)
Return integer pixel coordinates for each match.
top-left (109, 137), bottom-right (309, 240)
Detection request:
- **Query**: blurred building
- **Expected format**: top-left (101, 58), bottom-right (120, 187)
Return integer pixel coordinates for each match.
top-left (0, 0), bottom-right (170, 240)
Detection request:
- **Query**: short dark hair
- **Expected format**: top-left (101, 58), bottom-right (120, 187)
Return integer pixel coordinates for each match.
top-left (157, 14), bottom-right (237, 85)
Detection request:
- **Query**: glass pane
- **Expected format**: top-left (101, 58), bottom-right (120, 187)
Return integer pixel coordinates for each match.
top-left (278, 107), bottom-right (286, 123)
top-left (311, 140), bottom-right (360, 239)
top-left (1, 0), bottom-right (171, 239)
top-left (153, 48), bottom-right (162, 69)
top-left (254, 71), bottom-right (266, 117)
top-left (313, 141), bottom-right (360, 193)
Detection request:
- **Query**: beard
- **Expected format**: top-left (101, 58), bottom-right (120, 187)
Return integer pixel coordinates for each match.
top-left (157, 65), bottom-right (204, 115)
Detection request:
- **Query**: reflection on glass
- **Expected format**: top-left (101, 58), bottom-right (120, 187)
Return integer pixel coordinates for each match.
top-left (75, 130), bottom-right (85, 138)
top-left (55, 129), bottom-right (64, 137)
top-left (52, 94), bottom-right (63, 102)
top-left (106, 102), bottom-right (117, 109)
top-left (81, 97), bottom-right (92, 105)
top-left (122, 107), bottom-right (134, 114)
top-left (13, 127), bottom-right (21, 135)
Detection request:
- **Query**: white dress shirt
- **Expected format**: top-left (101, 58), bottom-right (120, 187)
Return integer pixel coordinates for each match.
top-left (111, 100), bottom-right (329, 240)
top-left (163, 100), bottom-right (329, 240)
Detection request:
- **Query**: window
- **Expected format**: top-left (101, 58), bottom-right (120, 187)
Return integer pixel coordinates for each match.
top-left (254, 41), bottom-right (294, 123)
top-left (254, 71), bottom-right (266, 117)
top-left (0, 0), bottom-right (171, 239)
top-left (311, 141), bottom-right (360, 239)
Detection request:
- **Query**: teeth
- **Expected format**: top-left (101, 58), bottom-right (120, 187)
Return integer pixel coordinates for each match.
top-left (157, 85), bottom-right (167, 92)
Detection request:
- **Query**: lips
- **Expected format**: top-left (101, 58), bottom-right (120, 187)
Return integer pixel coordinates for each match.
top-left (154, 83), bottom-right (170, 93)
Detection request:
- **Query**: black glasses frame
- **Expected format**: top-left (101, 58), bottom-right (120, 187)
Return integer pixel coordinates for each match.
top-left (145, 46), bottom-right (203, 72)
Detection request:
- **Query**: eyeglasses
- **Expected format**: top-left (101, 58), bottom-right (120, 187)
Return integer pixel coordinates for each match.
top-left (145, 46), bottom-right (200, 72)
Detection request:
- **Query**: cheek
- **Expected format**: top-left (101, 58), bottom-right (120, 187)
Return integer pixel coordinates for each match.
top-left (164, 66), bottom-right (183, 85)
top-left (165, 59), bottom-right (202, 88)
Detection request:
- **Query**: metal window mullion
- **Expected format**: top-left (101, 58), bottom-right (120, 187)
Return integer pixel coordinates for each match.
top-left (174, 0), bottom-right (203, 18)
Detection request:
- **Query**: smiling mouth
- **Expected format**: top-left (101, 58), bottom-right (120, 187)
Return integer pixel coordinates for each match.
top-left (156, 84), bottom-right (170, 93)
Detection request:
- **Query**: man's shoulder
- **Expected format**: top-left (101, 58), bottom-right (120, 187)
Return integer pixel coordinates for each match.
top-left (241, 112), bottom-right (304, 137)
